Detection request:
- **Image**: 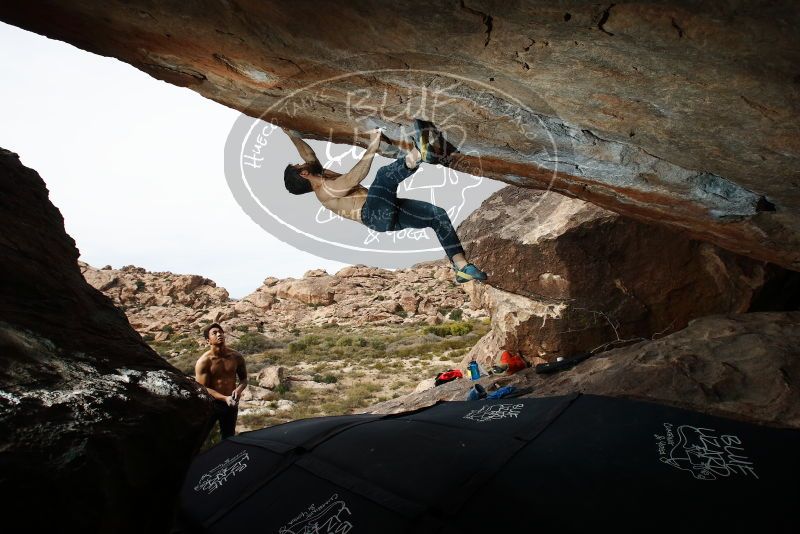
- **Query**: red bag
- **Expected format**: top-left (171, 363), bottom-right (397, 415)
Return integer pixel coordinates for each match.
top-left (499, 351), bottom-right (528, 375)
top-left (434, 369), bottom-right (463, 386)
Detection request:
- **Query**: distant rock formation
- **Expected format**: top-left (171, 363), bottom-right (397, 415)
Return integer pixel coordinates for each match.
top-left (0, 148), bottom-right (212, 532)
top-left (83, 264), bottom-right (229, 309)
top-left (457, 187), bottom-right (774, 366)
top-left (367, 312), bottom-right (800, 430)
top-left (80, 260), bottom-right (488, 352)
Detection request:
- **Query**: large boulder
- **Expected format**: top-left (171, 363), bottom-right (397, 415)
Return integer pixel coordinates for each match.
top-left (1, 1), bottom-right (797, 268)
top-left (0, 149), bottom-right (212, 533)
top-left (272, 276), bottom-right (337, 306)
top-left (368, 312), bottom-right (800, 429)
top-left (256, 365), bottom-right (286, 390)
top-left (458, 187), bottom-right (771, 365)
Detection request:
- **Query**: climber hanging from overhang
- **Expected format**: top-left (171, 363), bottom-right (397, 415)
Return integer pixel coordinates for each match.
top-left (282, 119), bottom-right (488, 284)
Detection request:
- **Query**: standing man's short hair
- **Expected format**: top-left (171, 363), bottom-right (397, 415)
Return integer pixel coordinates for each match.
top-left (203, 322), bottom-right (223, 340)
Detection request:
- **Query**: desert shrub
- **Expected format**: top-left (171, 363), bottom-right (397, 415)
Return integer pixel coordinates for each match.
top-left (302, 334), bottom-right (322, 346)
top-left (336, 336), bottom-right (353, 347)
top-left (448, 308), bottom-right (463, 321)
top-left (320, 382), bottom-right (382, 414)
top-left (288, 340), bottom-right (307, 353)
top-left (161, 325), bottom-right (174, 334)
top-left (134, 280), bottom-right (145, 292)
top-left (369, 339), bottom-right (387, 351)
top-left (142, 333), bottom-right (155, 342)
top-left (289, 334), bottom-right (323, 353)
top-left (395, 310), bottom-right (408, 318)
top-left (424, 321), bottom-right (473, 337)
top-left (234, 332), bottom-right (282, 355)
top-left (235, 325), bottom-right (249, 333)
top-left (312, 374), bottom-right (338, 384)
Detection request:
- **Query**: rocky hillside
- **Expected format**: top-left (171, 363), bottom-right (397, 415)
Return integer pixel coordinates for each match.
top-left (80, 262), bottom-right (493, 437)
top-left (81, 261), bottom-right (487, 346)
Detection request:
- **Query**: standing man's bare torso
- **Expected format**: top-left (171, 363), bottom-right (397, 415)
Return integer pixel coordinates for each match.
top-left (198, 349), bottom-right (243, 396)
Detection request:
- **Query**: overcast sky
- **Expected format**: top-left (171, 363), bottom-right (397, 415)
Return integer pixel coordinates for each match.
top-left (0, 21), bottom-right (502, 298)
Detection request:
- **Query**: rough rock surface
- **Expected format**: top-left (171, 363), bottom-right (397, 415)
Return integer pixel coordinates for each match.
top-left (256, 365), bottom-right (285, 390)
top-left (458, 187), bottom-right (771, 365)
top-left (2, 1), bottom-right (798, 268)
top-left (0, 149), bottom-right (212, 532)
top-left (81, 261), bottom-right (486, 347)
top-left (366, 312), bottom-right (800, 430)
top-left (82, 264), bottom-right (229, 309)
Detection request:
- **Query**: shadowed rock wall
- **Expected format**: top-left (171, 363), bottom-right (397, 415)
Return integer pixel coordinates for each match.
top-left (0, 148), bottom-right (213, 533)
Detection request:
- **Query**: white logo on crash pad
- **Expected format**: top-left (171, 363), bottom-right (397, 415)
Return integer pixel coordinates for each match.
top-left (280, 493), bottom-right (353, 534)
top-left (464, 403), bottom-right (523, 422)
top-left (194, 450), bottom-right (250, 494)
top-left (655, 423), bottom-right (759, 480)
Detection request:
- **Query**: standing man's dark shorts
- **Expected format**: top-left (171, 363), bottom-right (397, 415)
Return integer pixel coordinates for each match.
top-left (211, 400), bottom-right (239, 439)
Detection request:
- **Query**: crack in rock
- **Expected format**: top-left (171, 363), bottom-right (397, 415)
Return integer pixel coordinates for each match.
top-left (459, 0), bottom-right (493, 47)
top-left (597, 4), bottom-right (615, 36)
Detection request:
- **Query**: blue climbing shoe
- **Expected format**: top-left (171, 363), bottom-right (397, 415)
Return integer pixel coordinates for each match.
top-left (453, 263), bottom-right (488, 284)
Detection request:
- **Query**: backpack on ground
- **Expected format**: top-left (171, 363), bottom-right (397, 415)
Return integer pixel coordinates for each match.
top-left (434, 369), bottom-right (463, 386)
top-left (492, 351), bottom-right (531, 376)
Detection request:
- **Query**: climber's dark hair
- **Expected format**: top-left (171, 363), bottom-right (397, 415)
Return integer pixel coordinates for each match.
top-left (284, 164), bottom-right (315, 195)
top-left (202, 322), bottom-right (223, 340)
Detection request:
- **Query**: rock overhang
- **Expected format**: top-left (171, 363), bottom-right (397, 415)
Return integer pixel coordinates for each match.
top-left (1, 0), bottom-right (798, 268)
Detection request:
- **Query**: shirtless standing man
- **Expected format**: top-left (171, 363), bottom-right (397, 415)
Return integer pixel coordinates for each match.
top-left (195, 323), bottom-right (248, 439)
top-left (282, 121), bottom-right (488, 283)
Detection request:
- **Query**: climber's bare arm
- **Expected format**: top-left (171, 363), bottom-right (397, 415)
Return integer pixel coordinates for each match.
top-left (283, 128), bottom-right (319, 165)
top-left (321, 130), bottom-right (382, 197)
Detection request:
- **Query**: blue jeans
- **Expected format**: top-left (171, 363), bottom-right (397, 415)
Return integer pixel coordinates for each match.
top-left (360, 158), bottom-right (465, 260)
